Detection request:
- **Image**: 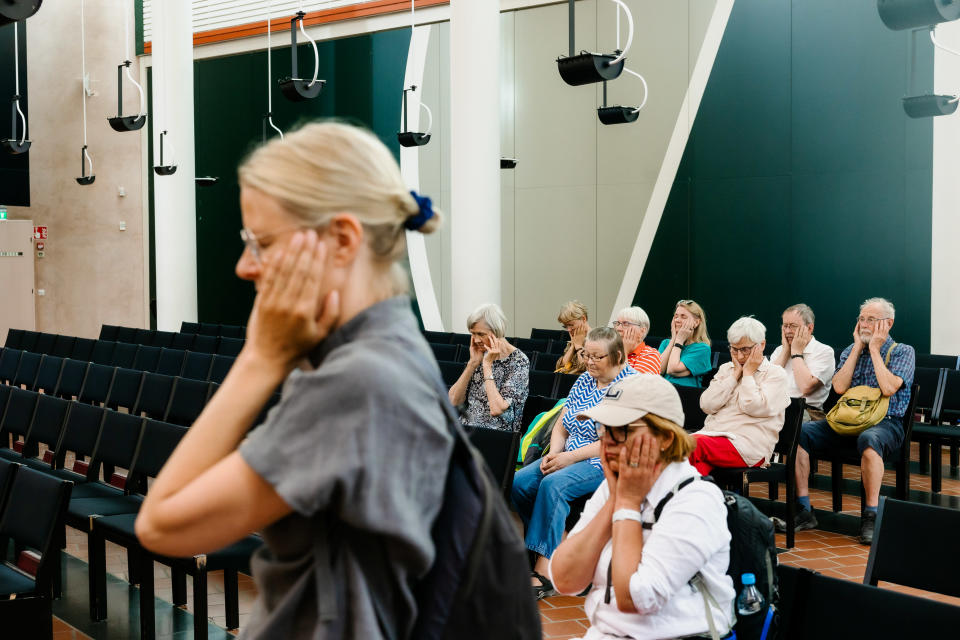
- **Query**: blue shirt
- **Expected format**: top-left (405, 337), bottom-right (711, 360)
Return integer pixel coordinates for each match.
top-left (562, 366), bottom-right (637, 470)
top-left (836, 337), bottom-right (915, 418)
top-left (657, 340), bottom-right (713, 388)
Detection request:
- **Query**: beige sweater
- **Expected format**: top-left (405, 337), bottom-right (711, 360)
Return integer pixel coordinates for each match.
top-left (697, 359), bottom-right (790, 466)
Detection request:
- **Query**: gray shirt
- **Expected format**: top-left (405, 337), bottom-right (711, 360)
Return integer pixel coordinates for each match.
top-left (238, 296), bottom-right (454, 640)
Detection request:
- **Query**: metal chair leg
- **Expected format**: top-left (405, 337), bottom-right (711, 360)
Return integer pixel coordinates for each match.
top-left (831, 460), bottom-right (843, 512)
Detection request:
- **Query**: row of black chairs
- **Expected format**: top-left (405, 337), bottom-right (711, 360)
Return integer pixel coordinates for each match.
top-left (0, 389), bottom-right (258, 639)
top-left (102, 323), bottom-right (246, 342)
top-left (0, 347), bottom-right (237, 394)
top-left (6, 329), bottom-right (245, 359)
top-left (179, 322), bottom-right (245, 338)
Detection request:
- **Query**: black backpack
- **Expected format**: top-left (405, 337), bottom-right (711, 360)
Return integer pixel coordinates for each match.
top-left (409, 350), bottom-right (542, 640)
top-left (649, 477), bottom-right (779, 640)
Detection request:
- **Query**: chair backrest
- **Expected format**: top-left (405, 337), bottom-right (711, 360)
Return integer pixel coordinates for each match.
top-left (519, 395), bottom-right (562, 434)
top-left (19, 331), bottom-right (39, 352)
top-left (548, 339), bottom-right (567, 355)
top-left (938, 369), bottom-right (960, 420)
top-left (512, 338), bottom-right (549, 353)
top-left (912, 366), bottom-right (945, 419)
top-left (99, 325), bottom-right (120, 341)
top-left (56, 359), bottom-right (90, 400)
top-left (199, 322), bottom-right (219, 336)
top-left (450, 333), bottom-right (472, 347)
top-left (0, 388), bottom-right (39, 451)
top-left (4, 329), bottom-right (23, 349)
top-left (71, 337), bottom-right (96, 362)
top-left (25, 394), bottom-right (71, 455)
top-left (219, 324), bottom-right (245, 339)
top-left (33, 332), bottom-right (56, 355)
top-left (55, 403), bottom-right (105, 473)
top-left (533, 353), bottom-right (558, 371)
top-left (116, 326), bottom-right (137, 343)
top-left (133, 345), bottom-right (161, 372)
top-left (51, 334), bottom-right (76, 358)
top-left (91, 411), bottom-right (145, 475)
top-left (774, 397), bottom-right (806, 458)
top-left (77, 363), bottom-right (116, 405)
top-left (164, 377), bottom-right (211, 426)
top-left (529, 371), bottom-right (557, 397)
top-left (156, 348), bottom-right (186, 376)
top-left (180, 321), bottom-right (200, 334)
top-left (217, 337), bottom-right (244, 357)
top-left (135, 373), bottom-right (177, 420)
top-left (171, 332), bottom-right (196, 350)
top-left (423, 330), bottom-right (452, 344)
top-left (914, 353), bottom-right (959, 370)
top-left (530, 328), bottom-right (568, 342)
top-left (554, 373), bottom-right (578, 398)
top-left (33, 354), bottom-right (65, 394)
top-left (438, 360), bottom-right (462, 387)
top-left (130, 419), bottom-right (188, 481)
top-left (151, 330), bottom-right (176, 348)
top-left (0, 467), bottom-right (72, 582)
top-left (134, 328), bottom-right (153, 345)
top-left (0, 385), bottom-right (10, 423)
top-left (208, 354), bottom-right (235, 383)
top-left (191, 334), bottom-right (218, 354)
top-left (467, 426), bottom-right (522, 494)
top-left (90, 340), bottom-right (116, 365)
top-left (0, 458), bottom-right (18, 517)
top-left (864, 498), bottom-right (960, 598)
top-left (430, 343), bottom-right (458, 362)
top-left (674, 384), bottom-right (707, 432)
top-left (12, 351), bottom-right (42, 389)
top-left (181, 351), bottom-right (214, 381)
top-left (106, 368), bottom-right (145, 413)
top-left (111, 342), bottom-right (139, 369)
top-left (0, 348), bottom-right (22, 383)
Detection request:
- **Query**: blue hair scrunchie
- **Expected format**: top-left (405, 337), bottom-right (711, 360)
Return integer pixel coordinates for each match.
top-left (405, 190), bottom-right (435, 231)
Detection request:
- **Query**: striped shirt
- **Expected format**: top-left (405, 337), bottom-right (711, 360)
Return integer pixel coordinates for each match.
top-left (836, 337), bottom-right (915, 418)
top-left (627, 342), bottom-right (662, 376)
top-left (562, 366), bottom-right (638, 470)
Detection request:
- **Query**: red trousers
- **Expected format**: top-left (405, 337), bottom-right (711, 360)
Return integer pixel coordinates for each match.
top-left (689, 434), bottom-right (762, 476)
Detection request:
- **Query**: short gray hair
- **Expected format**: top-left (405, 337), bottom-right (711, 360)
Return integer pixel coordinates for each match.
top-left (783, 303), bottom-right (815, 326)
top-left (466, 303), bottom-right (507, 338)
top-left (727, 316), bottom-right (766, 344)
top-left (616, 306), bottom-right (650, 329)
top-left (861, 297), bottom-right (895, 320)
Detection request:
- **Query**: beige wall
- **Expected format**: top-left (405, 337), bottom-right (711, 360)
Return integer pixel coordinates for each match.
top-left (7, 0), bottom-right (147, 339)
top-left (420, 0), bottom-right (720, 337)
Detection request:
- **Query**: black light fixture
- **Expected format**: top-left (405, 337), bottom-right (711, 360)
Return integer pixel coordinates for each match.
top-left (278, 11), bottom-right (325, 102)
top-left (74, 1), bottom-right (93, 184)
top-left (262, 4), bottom-right (283, 142)
top-left (75, 145), bottom-right (94, 185)
top-left (597, 66), bottom-right (648, 125)
top-left (397, 86), bottom-right (432, 147)
top-left (1, 21), bottom-right (30, 154)
top-left (903, 94), bottom-right (959, 117)
top-left (108, 1), bottom-right (146, 132)
top-left (557, 0), bottom-right (632, 86)
top-left (153, 130), bottom-right (176, 176)
top-left (195, 176), bottom-right (219, 187)
top-left (878, 0), bottom-right (960, 30)
top-left (0, 0), bottom-right (42, 28)
top-left (500, 157), bottom-right (518, 169)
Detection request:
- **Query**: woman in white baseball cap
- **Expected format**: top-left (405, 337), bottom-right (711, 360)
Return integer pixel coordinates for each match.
top-left (549, 374), bottom-right (735, 640)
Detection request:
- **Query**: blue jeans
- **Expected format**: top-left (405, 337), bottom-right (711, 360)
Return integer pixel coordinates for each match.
top-left (510, 459), bottom-right (604, 558)
top-left (798, 417), bottom-right (904, 460)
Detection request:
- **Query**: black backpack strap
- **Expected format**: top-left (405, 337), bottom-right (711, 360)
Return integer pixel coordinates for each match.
top-left (642, 476), bottom-right (698, 529)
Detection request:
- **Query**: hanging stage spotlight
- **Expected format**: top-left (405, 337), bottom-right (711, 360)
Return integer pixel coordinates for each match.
top-left (500, 158), bottom-right (518, 169)
top-left (903, 94), bottom-right (959, 117)
top-left (75, 145), bottom-right (94, 185)
top-left (596, 67), bottom-right (648, 125)
top-left (557, 0), bottom-right (632, 86)
top-left (397, 86), bottom-right (432, 147)
top-left (195, 177), bottom-right (219, 187)
top-left (0, 0), bottom-right (42, 28)
top-left (878, 0), bottom-right (960, 30)
top-left (278, 11), bottom-right (325, 102)
top-left (1, 22), bottom-right (30, 154)
top-left (153, 130), bottom-right (177, 176)
top-left (108, 2), bottom-right (146, 132)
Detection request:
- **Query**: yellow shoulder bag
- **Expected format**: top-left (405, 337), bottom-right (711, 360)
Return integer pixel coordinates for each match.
top-left (826, 343), bottom-right (897, 436)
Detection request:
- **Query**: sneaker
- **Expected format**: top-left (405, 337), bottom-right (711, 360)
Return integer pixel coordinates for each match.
top-left (859, 511), bottom-right (877, 545)
top-left (791, 508), bottom-right (818, 532)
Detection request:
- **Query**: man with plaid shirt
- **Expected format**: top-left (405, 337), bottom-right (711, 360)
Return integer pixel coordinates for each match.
top-left (791, 297), bottom-right (915, 544)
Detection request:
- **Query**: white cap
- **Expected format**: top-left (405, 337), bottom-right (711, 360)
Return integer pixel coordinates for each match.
top-left (577, 374), bottom-right (684, 427)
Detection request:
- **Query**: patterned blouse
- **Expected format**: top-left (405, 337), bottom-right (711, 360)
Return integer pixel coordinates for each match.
top-left (562, 365), bottom-right (637, 470)
top-left (460, 349), bottom-right (530, 432)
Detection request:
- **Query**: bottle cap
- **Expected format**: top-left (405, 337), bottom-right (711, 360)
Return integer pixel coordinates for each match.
top-left (741, 573), bottom-right (756, 585)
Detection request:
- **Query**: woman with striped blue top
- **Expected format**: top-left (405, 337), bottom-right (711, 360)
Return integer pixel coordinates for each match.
top-left (511, 327), bottom-right (637, 599)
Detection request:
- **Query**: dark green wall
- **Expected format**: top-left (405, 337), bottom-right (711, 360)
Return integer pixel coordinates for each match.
top-left (0, 23), bottom-right (29, 206)
top-left (636, 0), bottom-right (933, 353)
top-left (147, 28), bottom-right (410, 327)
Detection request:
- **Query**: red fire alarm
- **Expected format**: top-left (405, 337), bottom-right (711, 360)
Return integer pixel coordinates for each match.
top-left (36, 242), bottom-right (44, 251)
top-left (34, 226), bottom-right (47, 240)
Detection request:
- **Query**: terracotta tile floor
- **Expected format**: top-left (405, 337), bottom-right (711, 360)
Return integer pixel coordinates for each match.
top-left (53, 454), bottom-right (960, 638)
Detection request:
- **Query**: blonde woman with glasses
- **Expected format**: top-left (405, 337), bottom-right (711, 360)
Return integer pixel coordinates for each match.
top-left (136, 122), bottom-right (455, 639)
top-left (658, 300), bottom-right (713, 388)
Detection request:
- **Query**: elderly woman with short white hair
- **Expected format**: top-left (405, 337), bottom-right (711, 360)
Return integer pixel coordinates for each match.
top-left (449, 303), bottom-right (529, 432)
top-left (612, 306), bottom-right (661, 375)
top-left (691, 317), bottom-right (790, 476)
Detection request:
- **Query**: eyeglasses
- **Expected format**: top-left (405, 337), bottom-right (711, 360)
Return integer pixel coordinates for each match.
top-left (581, 353), bottom-right (608, 363)
top-left (239, 224), bottom-right (315, 264)
top-left (611, 321), bottom-right (642, 329)
top-left (729, 344), bottom-right (757, 356)
top-left (595, 422), bottom-right (642, 443)
top-left (781, 323), bottom-right (802, 330)
top-left (677, 299), bottom-right (694, 305)
top-left (857, 316), bottom-right (890, 324)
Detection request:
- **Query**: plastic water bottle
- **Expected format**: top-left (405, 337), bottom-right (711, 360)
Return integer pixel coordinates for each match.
top-left (736, 573), bottom-right (765, 616)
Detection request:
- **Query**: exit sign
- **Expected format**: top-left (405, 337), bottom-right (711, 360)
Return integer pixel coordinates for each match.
top-left (0, 208), bottom-right (7, 220)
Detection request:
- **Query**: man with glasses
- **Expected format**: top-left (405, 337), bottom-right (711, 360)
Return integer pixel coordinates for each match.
top-left (792, 297), bottom-right (916, 544)
top-left (611, 306), bottom-right (661, 375)
top-left (769, 304), bottom-right (836, 421)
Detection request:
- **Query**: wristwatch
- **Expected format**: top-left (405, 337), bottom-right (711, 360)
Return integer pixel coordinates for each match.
top-left (674, 342), bottom-right (685, 350)
top-left (790, 354), bottom-right (804, 359)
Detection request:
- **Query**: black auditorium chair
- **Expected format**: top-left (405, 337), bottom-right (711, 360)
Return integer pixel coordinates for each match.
top-left (208, 355), bottom-right (235, 384)
top-left (528, 371), bottom-right (557, 397)
top-left (216, 337), bottom-right (244, 357)
top-left (181, 352), bottom-right (214, 381)
top-left (33, 355), bottom-right (64, 394)
top-left (116, 326), bottom-right (137, 344)
top-left (11, 394), bottom-right (71, 470)
top-left (135, 373), bottom-right (177, 421)
top-left (51, 334), bottom-right (75, 358)
top-left (19, 331), bottom-right (39, 352)
top-left (909, 366), bottom-right (946, 474)
top-left (438, 361), bottom-right (462, 387)
top-left (533, 353), bottom-right (557, 372)
top-left (0, 348), bottom-right (21, 384)
top-left (180, 321), bottom-right (200, 335)
top-left (915, 353), bottom-right (959, 370)
top-left (450, 333), bottom-right (471, 347)
top-left (12, 351), bottom-right (42, 389)
top-left (530, 328), bottom-right (567, 342)
top-left (673, 385), bottom-right (707, 432)
top-left (468, 425), bottom-right (523, 498)
top-left (150, 330), bottom-right (176, 349)
top-left (90, 340), bottom-right (116, 366)
top-left (554, 373), bottom-right (579, 398)
top-left (913, 369), bottom-right (960, 492)
top-left (430, 343), bottom-right (458, 362)
top-left (219, 324), bottom-right (245, 339)
top-left (134, 328), bottom-right (153, 346)
top-left (171, 333), bottom-right (195, 350)
top-left (34, 332), bottom-right (56, 355)
top-left (111, 342), bottom-right (139, 369)
top-left (77, 363), bottom-right (116, 406)
top-left (70, 338), bottom-right (96, 362)
top-left (105, 368), bottom-right (145, 414)
top-left (156, 348), bottom-right (186, 377)
top-left (164, 378), bottom-right (212, 427)
top-left (0, 467), bottom-right (73, 640)
top-left (4, 329), bottom-right (23, 349)
top-left (0, 389), bottom-right (41, 460)
top-left (132, 345), bottom-right (161, 373)
top-left (46, 403), bottom-right (106, 483)
top-left (512, 338), bottom-right (548, 353)
top-left (199, 322), bottom-right (219, 336)
top-left (423, 330), bottom-right (451, 344)
top-left (711, 397), bottom-right (805, 548)
top-left (191, 334), bottom-right (218, 354)
top-left (99, 325), bottom-right (121, 341)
